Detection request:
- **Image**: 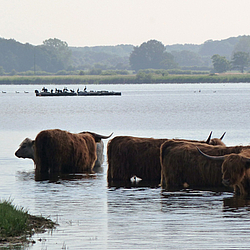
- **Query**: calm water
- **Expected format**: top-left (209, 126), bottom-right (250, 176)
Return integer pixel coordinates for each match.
top-left (1, 83), bottom-right (250, 249)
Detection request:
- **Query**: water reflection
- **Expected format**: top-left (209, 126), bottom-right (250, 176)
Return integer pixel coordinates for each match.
top-left (3, 83), bottom-right (250, 249)
top-left (108, 179), bottom-right (160, 189)
top-left (223, 195), bottom-right (250, 212)
top-left (160, 189), bottom-right (229, 212)
top-left (16, 170), bottom-right (100, 183)
top-left (106, 187), bottom-right (250, 249)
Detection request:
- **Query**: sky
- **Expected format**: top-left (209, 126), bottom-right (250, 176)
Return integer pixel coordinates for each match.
top-left (0, 0), bottom-right (250, 47)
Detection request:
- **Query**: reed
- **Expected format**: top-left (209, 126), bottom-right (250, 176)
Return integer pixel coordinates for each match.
top-left (0, 73), bottom-right (250, 85)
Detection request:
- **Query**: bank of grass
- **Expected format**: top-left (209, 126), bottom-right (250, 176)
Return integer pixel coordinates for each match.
top-left (1, 73), bottom-right (250, 85)
top-left (0, 200), bottom-right (56, 245)
top-left (0, 75), bottom-right (135, 85)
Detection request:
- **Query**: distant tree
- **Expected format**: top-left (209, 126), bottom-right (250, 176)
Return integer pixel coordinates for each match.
top-left (211, 54), bottom-right (230, 73)
top-left (71, 49), bottom-right (129, 71)
top-left (200, 39), bottom-right (236, 58)
top-left (94, 63), bottom-right (107, 70)
top-left (39, 38), bottom-right (72, 72)
top-left (231, 51), bottom-right (249, 73)
top-left (88, 68), bottom-right (102, 75)
top-left (233, 35), bottom-right (250, 54)
top-left (171, 50), bottom-right (204, 67)
top-left (129, 40), bottom-right (177, 71)
top-left (43, 38), bottom-right (68, 48)
top-left (10, 69), bottom-right (17, 75)
top-left (160, 52), bottom-right (178, 69)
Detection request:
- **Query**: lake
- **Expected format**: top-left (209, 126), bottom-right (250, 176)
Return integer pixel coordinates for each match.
top-left (1, 83), bottom-right (250, 249)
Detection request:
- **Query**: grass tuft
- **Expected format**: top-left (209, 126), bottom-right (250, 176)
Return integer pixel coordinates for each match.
top-left (0, 200), bottom-right (28, 238)
top-left (0, 199), bottom-right (57, 245)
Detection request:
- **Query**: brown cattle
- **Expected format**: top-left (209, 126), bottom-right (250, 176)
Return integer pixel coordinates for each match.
top-left (15, 129), bottom-right (111, 180)
top-left (197, 147), bottom-right (250, 196)
top-left (160, 139), bottom-right (248, 191)
top-left (107, 132), bottom-right (226, 186)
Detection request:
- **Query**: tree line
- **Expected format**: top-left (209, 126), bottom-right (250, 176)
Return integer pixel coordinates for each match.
top-left (0, 36), bottom-right (250, 75)
top-left (212, 52), bottom-right (249, 73)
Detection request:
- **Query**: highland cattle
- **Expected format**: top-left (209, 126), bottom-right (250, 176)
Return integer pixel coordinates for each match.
top-left (107, 132), bottom-right (226, 186)
top-left (197, 147), bottom-right (250, 196)
top-left (15, 129), bottom-right (111, 180)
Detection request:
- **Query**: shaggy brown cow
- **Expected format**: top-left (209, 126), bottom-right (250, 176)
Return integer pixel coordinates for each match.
top-left (160, 139), bottom-right (248, 191)
top-left (197, 147), bottom-right (250, 196)
top-left (15, 129), bottom-right (111, 180)
top-left (107, 132), bottom-right (226, 186)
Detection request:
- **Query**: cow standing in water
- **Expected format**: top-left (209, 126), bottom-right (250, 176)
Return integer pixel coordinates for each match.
top-left (197, 146), bottom-right (250, 196)
top-left (15, 129), bottom-right (112, 180)
top-left (160, 139), bottom-right (246, 191)
top-left (107, 132), bottom-right (226, 186)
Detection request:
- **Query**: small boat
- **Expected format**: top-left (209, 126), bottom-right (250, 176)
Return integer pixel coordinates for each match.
top-left (35, 87), bottom-right (121, 97)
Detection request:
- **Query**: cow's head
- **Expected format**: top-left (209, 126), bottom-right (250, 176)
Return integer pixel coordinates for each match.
top-left (207, 131), bottom-right (226, 146)
top-left (221, 154), bottom-right (249, 187)
top-left (15, 138), bottom-right (35, 160)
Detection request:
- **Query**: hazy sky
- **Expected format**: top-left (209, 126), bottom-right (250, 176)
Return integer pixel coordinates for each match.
top-left (1, 0), bottom-right (249, 47)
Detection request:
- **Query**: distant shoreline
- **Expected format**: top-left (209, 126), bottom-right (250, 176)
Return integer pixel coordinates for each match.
top-left (0, 74), bottom-right (250, 85)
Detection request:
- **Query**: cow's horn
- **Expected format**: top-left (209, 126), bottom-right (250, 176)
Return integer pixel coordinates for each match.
top-left (196, 147), bottom-right (226, 161)
top-left (205, 131), bottom-right (213, 144)
top-left (88, 132), bottom-right (113, 142)
top-left (220, 132), bottom-right (226, 140)
top-left (98, 132), bottom-right (113, 139)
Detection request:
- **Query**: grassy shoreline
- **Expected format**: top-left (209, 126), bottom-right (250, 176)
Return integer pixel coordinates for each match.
top-left (0, 73), bottom-right (250, 85)
top-left (0, 200), bottom-right (56, 246)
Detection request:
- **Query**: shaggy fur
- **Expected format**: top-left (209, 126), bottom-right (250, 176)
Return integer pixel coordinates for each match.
top-left (34, 129), bottom-right (97, 179)
top-left (107, 136), bottom-right (166, 184)
top-left (204, 149), bottom-right (250, 196)
top-left (160, 139), bottom-right (250, 191)
top-left (15, 129), bottom-right (111, 180)
top-left (107, 133), bottom-right (226, 185)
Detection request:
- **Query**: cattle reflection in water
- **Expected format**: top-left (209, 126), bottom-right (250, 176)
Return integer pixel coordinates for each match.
top-left (161, 189), bottom-right (250, 215)
top-left (16, 170), bottom-right (99, 183)
top-left (223, 195), bottom-right (250, 212)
